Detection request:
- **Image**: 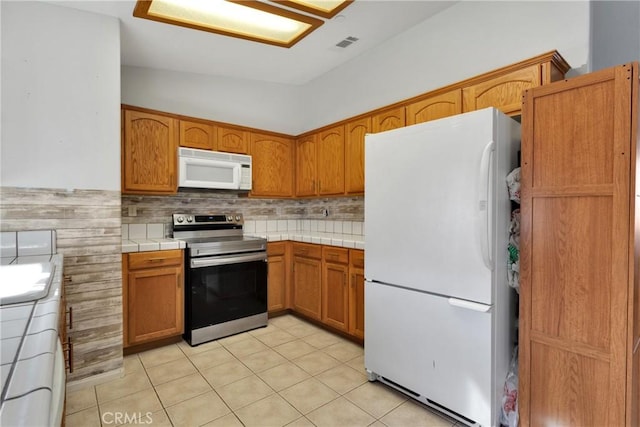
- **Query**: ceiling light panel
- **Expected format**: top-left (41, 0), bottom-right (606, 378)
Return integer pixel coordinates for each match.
top-left (134, 0), bottom-right (324, 48)
top-left (272, 0), bottom-right (352, 19)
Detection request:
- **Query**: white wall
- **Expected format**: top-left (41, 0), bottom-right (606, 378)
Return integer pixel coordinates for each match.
top-left (298, 1), bottom-right (591, 132)
top-left (121, 66), bottom-right (302, 135)
top-left (1, 1), bottom-right (121, 191)
top-left (590, 0), bottom-right (640, 71)
top-left (120, 2), bottom-right (590, 136)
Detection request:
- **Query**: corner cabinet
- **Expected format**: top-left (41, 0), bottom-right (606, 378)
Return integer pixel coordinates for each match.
top-left (123, 250), bottom-right (184, 347)
top-left (250, 132), bottom-right (294, 197)
top-left (519, 62), bottom-right (639, 426)
top-left (122, 109), bottom-right (178, 194)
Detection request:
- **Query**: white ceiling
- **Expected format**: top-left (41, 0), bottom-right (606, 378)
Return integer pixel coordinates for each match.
top-left (51, 0), bottom-right (457, 85)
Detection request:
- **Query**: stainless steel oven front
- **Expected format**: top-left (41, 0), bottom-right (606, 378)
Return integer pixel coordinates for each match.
top-left (173, 213), bottom-right (268, 346)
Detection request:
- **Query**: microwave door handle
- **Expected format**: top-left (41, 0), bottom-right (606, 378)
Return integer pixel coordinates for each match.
top-left (191, 253), bottom-right (267, 268)
top-left (234, 164), bottom-right (241, 189)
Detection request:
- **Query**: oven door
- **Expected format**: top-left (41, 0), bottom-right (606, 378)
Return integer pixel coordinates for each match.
top-left (186, 252), bottom-right (268, 331)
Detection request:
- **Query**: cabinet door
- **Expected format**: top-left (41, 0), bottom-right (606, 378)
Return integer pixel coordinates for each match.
top-left (349, 249), bottom-right (365, 340)
top-left (345, 117), bottom-right (370, 194)
top-left (322, 261), bottom-right (349, 332)
top-left (292, 256), bottom-right (322, 320)
top-left (463, 64), bottom-right (541, 116)
top-left (250, 133), bottom-right (294, 197)
top-left (122, 110), bottom-right (178, 194)
top-left (295, 135), bottom-right (317, 196)
top-left (126, 265), bottom-right (183, 346)
top-left (179, 120), bottom-right (215, 150)
top-left (372, 107), bottom-right (405, 133)
top-left (519, 64), bottom-right (636, 427)
top-left (317, 125), bottom-right (345, 195)
top-left (406, 89), bottom-right (462, 126)
top-left (267, 242), bottom-right (288, 312)
top-left (217, 126), bottom-right (249, 154)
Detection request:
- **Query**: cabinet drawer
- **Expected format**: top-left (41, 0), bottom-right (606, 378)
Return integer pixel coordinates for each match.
top-left (323, 246), bottom-right (349, 264)
top-left (350, 249), bottom-right (364, 269)
top-left (267, 241), bottom-right (287, 256)
top-left (292, 243), bottom-right (321, 259)
top-left (128, 250), bottom-right (183, 270)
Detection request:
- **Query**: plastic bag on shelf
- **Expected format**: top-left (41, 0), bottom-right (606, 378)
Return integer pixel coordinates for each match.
top-left (507, 209), bottom-right (520, 292)
top-left (500, 346), bottom-right (519, 427)
top-left (506, 167), bottom-right (521, 203)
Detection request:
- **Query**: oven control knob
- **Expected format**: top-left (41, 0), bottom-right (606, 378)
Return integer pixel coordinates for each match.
top-left (176, 216), bottom-right (184, 223)
top-left (186, 216), bottom-right (193, 223)
top-left (235, 215), bottom-right (241, 222)
top-left (227, 215), bottom-right (233, 222)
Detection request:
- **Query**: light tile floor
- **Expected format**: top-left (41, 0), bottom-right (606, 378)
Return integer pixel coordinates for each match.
top-left (66, 315), bottom-right (462, 427)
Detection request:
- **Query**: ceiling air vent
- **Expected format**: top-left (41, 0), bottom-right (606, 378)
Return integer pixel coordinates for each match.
top-left (335, 36), bottom-right (359, 48)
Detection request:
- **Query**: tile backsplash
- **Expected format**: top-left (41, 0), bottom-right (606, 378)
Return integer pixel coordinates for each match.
top-left (121, 190), bottom-right (364, 231)
top-left (1, 230), bottom-right (56, 257)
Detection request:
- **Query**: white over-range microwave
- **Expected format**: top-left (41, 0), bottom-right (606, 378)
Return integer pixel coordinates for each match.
top-left (178, 147), bottom-right (252, 190)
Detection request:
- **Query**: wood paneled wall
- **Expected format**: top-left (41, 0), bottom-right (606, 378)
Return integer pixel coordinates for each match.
top-left (0, 187), bottom-right (123, 382)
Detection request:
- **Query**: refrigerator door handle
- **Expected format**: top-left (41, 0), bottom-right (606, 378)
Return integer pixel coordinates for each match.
top-left (448, 297), bottom-right (492, 313)
top-left (479, 140), bottom-right (495, 270)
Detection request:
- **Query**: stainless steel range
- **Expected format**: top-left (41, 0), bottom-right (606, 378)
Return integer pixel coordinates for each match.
top-left (173, 213), bottom-right (268, 346)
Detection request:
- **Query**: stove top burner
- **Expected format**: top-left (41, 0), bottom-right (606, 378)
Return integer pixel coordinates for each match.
top-left (172, 212), bottom-right (266, 257)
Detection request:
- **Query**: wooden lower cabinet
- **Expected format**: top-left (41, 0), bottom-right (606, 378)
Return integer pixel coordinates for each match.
top-left (267, 242), bottom-right (289, 312)
top-left (322, 247), bottom-right (349, 332)
top-left (292, 243), bottom-right (322, 320)
top-left (287, 242), bottom-right (364, 340)
top-left (348, 249), bottom-right (365, 340)
top-left (123, 250), bottom-right (184, 347)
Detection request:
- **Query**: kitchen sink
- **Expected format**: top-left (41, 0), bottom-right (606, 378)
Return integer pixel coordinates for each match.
top-left (0, 262), bottom-right (55, 305)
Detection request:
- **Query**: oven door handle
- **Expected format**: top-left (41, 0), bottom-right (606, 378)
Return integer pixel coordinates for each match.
top-left (190, 253), bottom-right (267, 268)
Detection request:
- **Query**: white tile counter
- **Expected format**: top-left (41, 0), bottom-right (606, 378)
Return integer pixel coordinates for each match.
top-left (245, 219), bottom-right (365, 250)
top-left (252, 231), bottom-right (365, 249)
top-left (121, 220), bottom-right (365, 253)
top-left (121, 223), bottom-right (186, 253)
top-left (0, 251), bottom-right (63, 426)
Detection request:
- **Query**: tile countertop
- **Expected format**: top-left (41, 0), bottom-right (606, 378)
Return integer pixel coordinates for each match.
top-left (121, 232), bottom-right (364, 253)
top-left (121, 221), bottom-right (365, 253)
top-left (253, 231), bottom-right (365, 250)
top-left (0, 253), bottom-right (63, 426)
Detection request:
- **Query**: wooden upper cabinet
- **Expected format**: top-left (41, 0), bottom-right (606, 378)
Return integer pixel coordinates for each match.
top-left (179, 120), bottom-right (215, 150)
top-left (217, 125), bottom-right (249, 154)
top-left (317, 125), bottom-right (345, 195)
top-left (463, 65), bottom-right (542, 116)
top-left (122, 109), bottom-right (178, 194)
top-left (372, 107), bottom-right (405, 133)
top-left (295, 134), bottom-right (317, 197)
top-left (406, 89), bottom-right (462, 126)
top-left (345, 117), bottom-right (370, 194)
top-left (250, 132), bottom-right (294, 197)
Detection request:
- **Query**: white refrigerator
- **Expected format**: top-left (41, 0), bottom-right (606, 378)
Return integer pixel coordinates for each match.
top-left (364, 107), bottom-right (520, 427)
